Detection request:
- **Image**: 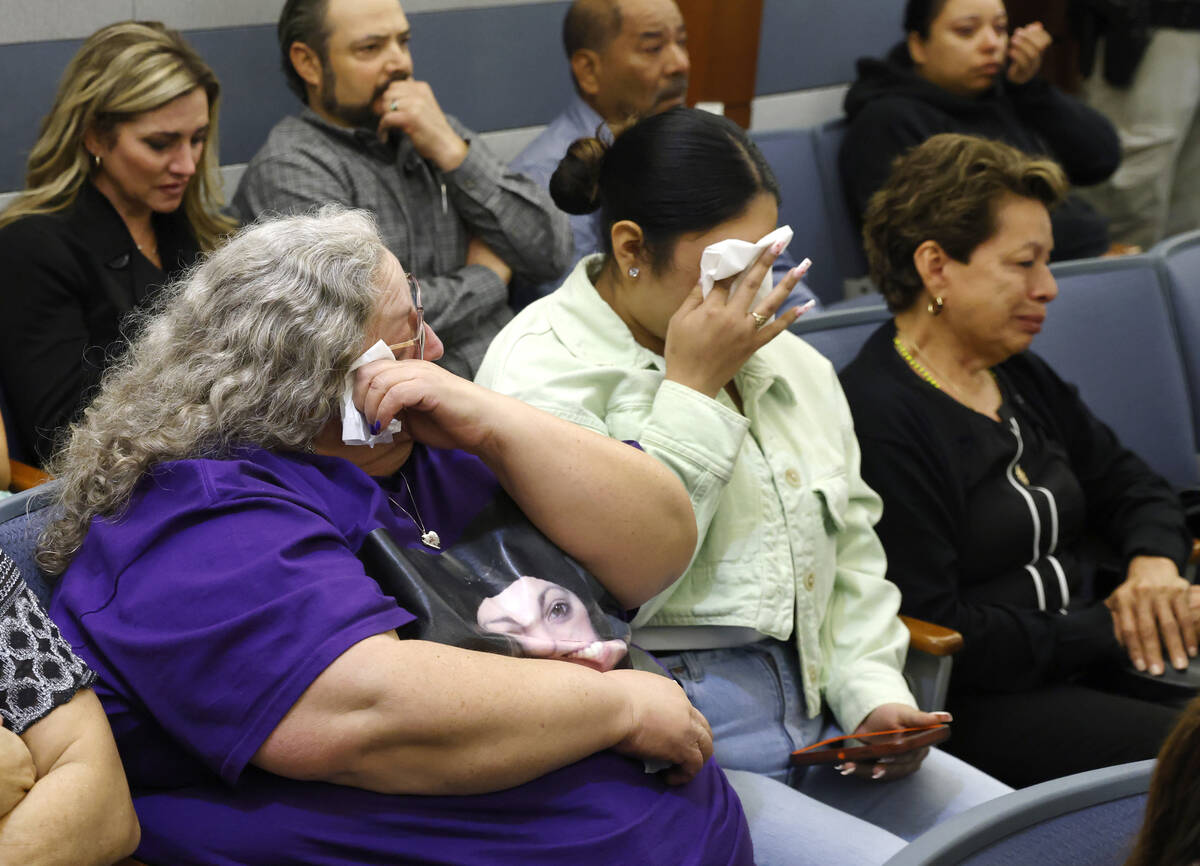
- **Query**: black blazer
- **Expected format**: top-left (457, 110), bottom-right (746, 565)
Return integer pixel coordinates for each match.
top-left (0, 183), bottom-right (199, 463)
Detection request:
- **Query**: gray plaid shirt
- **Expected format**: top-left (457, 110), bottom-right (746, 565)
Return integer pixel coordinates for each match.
top-left (233, 108), bottom-right (572, 377)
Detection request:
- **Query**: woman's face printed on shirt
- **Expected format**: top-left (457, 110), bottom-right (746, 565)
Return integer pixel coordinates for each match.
top-left (476, 576), bottom-right (628, 672)
top-left (908, 0), bottom-right (1009, 97)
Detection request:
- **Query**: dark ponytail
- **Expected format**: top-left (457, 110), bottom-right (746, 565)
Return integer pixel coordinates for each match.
top-left (549, 107), bottom-right (780, 273)
top-left (549, 136), bottom-right (608, 215)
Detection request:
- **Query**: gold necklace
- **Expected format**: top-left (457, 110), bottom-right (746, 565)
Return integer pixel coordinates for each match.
top-left (892, 336), bottom-right (943, 388)
top-left (892, 335), bottom-right (996, 404)
top-left (892, 336), bottom-right (1029, 486)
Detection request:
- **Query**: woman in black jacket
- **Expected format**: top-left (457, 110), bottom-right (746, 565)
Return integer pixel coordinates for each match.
top-left (0, 22), bottom-right (235, 464)
top-left (840, 133), bottom-right (1190, 787)
top-left (839, 0), bottom-right (1121, 262)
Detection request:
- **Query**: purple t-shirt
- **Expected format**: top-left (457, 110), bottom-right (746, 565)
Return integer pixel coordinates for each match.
top-left (51, 446), bottom-right (752, 865)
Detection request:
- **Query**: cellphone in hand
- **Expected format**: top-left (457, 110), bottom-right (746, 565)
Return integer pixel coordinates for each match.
top-left (789, 723), bottom-right (950, 767)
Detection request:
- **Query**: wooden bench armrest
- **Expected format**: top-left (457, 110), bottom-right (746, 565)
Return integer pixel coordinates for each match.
top-left (901, 614), bottom-right (963, 656)
top-left (9, 460), bottom-right (50, 491)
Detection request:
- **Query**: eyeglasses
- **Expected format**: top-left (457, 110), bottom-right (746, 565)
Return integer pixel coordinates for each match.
top-left (387, 272), bottom-right (425, 361)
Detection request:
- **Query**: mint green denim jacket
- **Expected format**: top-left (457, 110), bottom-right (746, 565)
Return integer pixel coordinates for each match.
top-left (476, 257), bottom-right (915, 731)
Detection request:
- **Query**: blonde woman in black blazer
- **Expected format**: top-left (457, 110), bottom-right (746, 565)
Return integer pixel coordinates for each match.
top-left (0, 22), bottom-right (234, 463)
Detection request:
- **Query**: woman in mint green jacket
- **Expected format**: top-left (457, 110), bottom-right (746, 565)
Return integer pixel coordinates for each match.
top-left (476, 107), bottom-right (1008, 866)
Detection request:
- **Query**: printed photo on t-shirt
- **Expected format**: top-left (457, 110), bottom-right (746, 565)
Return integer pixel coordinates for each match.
top-left (357, 490), bottom-right (632, 669)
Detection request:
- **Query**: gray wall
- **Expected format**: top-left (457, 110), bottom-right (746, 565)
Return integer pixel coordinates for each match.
top-left (757, 0), bottom-right (901, 94)
top-left (0, 0), bottom-right (905, 190)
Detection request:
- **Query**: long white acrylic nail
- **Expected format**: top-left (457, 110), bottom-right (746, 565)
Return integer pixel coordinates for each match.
top-left (794, 299), bottom-right (817, 316)
top-left (789, 261), bottom-right (813, 280)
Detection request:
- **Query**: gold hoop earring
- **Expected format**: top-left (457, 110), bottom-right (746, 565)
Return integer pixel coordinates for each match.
top-left (927, 295), bottom-right (944, 316)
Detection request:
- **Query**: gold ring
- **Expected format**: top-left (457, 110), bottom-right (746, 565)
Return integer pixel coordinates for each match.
top-left (750, 311), bottom-right (770, 328)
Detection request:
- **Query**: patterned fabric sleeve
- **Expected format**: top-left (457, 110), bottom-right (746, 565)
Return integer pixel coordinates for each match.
top-left (0, 552), bottom-right (95, 734)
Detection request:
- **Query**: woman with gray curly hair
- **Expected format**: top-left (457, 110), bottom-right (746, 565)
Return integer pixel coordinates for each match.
top-left (840, 133), bottom-right (1190, 787)
top-left (39, 206), bottom-right (754, 865)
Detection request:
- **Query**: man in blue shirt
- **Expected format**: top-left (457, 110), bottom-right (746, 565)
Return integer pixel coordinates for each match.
top-left (509, 0), bottom-right (689, 306)
top-left (510, 0), bottom-right (816, 312)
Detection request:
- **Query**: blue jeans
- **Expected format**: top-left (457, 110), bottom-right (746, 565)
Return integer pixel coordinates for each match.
top-left (656, 640), bottom-right (1011, 866)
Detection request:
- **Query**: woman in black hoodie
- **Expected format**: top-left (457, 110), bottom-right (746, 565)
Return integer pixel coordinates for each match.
top-left (839, 0), bottom-right (1121, 262)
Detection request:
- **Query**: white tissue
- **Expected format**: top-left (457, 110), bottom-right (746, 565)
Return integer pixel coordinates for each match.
top-left (341, 340), bottom-right (405, 447)
top-left (698, 225), bottom-right (794, 315)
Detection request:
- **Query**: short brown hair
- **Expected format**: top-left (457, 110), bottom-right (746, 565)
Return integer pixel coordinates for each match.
top-left (862, 134), bottom-right (1068, 313)
top-left (563, 0), bottom-right (624, 95)
top-left (564, 0), bottom-right (623, 57)
top-left (279, 0), bottom-right (331, 104)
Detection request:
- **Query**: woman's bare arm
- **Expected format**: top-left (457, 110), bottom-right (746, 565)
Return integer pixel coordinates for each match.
top-left (354, 366), bottom-right (697, 608)
top-left (253, 632), bottom-right (712, 795)
top-left (474, 393), bottom-right (697, 607)
top-left (0, 689), bottom-right (139, 866)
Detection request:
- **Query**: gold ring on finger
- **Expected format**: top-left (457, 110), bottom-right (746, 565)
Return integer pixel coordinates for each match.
top-left (750, 311), bottom-right (770, 328)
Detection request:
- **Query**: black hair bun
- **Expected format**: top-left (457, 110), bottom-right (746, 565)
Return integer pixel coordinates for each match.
top-left (549, 136), bottom-right (607, 215)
